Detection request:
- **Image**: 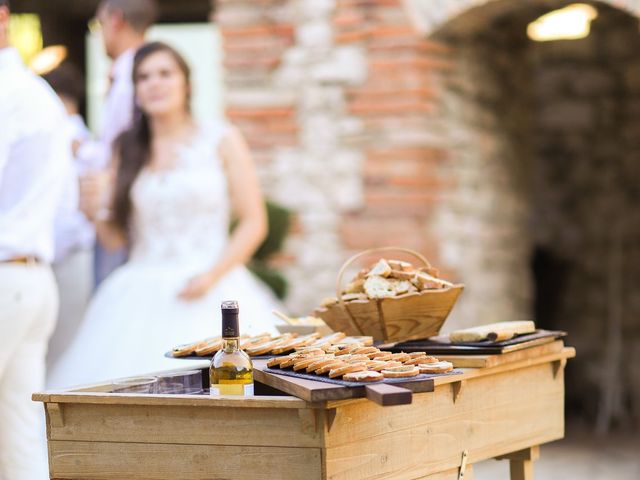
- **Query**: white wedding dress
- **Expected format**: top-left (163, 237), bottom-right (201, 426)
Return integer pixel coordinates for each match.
top-left (48, 123), bottom-right (282, 389)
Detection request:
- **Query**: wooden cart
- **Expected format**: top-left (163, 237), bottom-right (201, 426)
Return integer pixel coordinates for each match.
top-left (34, 346), bottom-right (575, 480)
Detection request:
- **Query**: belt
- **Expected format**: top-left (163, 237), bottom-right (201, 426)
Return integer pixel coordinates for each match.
top-left (0, 256), bottom-right (42, 265)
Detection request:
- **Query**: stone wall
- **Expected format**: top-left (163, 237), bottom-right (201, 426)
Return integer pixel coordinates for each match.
top-left (433, 3), bottom-right (640, 424)
top-left (433, 24), bottom-right (534, 331)
top-left (215, 0), bottom-right (452, 314)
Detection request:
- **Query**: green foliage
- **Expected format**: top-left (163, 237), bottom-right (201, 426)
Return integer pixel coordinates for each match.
top-left (248, 259), bottom-right (288, 300)
top-left (231, 200), bottom-right (291, 299)
top-left (254, 201), bottom-right (291, 261)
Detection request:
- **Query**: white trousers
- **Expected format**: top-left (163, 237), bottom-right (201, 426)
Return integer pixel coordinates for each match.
top-left (0, 263), bottom-right (58, 480)
top-left (48, 249), bottom-right (92, 371)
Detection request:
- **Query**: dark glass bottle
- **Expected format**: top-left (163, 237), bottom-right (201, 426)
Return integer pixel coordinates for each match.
top-left (209, 301), bottom-right (254, 396)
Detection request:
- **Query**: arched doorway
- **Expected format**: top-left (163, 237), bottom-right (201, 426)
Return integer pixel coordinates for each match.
top-left (414, 0), bottom-right (640, 430)
top-left (213, 0), bottom-right (639, 430)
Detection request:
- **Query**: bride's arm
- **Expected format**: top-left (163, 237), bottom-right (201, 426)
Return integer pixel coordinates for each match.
top-left (218, 126), bottom-right (268, 267)
top-left (178, 126), bottom-right (267, 300)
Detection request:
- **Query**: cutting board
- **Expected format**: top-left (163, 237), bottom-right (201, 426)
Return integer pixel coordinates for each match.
top-left (379, 330), bottom-right (567, 355)
top-left (435, 339), bottom-right (565, 368)
top-left (253, 359), bottom-right (443, 406)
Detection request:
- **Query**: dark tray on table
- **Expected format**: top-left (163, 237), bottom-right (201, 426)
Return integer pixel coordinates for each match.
top-left (378, 329), bottom-right (567, 355)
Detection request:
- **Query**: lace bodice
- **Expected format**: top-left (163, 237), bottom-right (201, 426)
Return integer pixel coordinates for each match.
top-left (129, 124), bottom-right (230, 267)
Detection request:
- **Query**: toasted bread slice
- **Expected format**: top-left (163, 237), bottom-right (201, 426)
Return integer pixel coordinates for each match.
top-left (418, 361), bottom-right (453, 374)
top-left (329, 362), bottom-right (367, 379)
top-left (381, 365), bottom-right (420, 378)
top-left (343, 370), bottom-right (383, 382)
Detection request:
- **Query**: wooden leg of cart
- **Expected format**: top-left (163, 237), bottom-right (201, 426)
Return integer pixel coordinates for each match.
top-left (496, 446), bottom-right (539, 480)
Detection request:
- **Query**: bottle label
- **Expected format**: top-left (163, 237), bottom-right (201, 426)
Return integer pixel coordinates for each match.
top-left (210, 383), bottom-right (254, 396)
top-left (221, 301), bottom-right (240, 338)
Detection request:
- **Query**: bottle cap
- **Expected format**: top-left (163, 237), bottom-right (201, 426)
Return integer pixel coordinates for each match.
top-left (221, 300), bottom-right (239, 312)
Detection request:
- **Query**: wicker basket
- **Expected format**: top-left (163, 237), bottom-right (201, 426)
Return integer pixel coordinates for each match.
top-left (314, 247), bottom-right (464, 342)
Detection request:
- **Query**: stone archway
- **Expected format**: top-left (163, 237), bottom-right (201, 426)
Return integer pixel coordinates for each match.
top-left (403, 0), bottom-right (640, 37)
top-left (410, 0), bottom-right (640, 429)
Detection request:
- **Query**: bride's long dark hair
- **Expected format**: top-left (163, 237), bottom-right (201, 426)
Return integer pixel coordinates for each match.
top-left (111, 41), bottom-right (192, 234)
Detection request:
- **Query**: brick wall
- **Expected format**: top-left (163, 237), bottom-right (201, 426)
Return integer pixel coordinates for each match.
top-left (215, 0), bottom-right (454, 314)
top-left (333, 0), bottom-right (453, 261)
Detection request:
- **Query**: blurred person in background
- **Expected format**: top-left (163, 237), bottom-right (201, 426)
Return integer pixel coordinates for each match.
top-left (43, 64), bottom-right (94, 370)
top-left (48, 42), bottom-right (281, 388)
top-left (0, 1), bottom-right (72, 478)
top-left (79, 0), bottom-right (157, 287)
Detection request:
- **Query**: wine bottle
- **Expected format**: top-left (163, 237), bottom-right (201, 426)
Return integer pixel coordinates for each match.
top-left (209, 300), bottom-right (254, 396)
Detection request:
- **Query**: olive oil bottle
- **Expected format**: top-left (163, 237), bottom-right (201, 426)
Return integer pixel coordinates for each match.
top-left (209, 301), bottom-right (254, 396)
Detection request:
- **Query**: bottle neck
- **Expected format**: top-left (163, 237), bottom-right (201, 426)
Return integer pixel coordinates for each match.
top-left (221, 309), bottom-right (240, 338)
top-left (222, 338), bottom-right (239, 353)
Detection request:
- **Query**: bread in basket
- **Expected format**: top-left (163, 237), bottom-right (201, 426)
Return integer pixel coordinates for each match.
top-left (313, 247), bottom-right (464, 342)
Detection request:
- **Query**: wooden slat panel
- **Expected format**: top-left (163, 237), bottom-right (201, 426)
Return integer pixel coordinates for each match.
top-left (431, 348), bottom-right (575, 387)
top-left (437, 340), bottom-right (564, 368)
top-left (380, 286), bottom-right (464, 342)
top-left (253, 365), bottom-right (355, 403)
top-left (415, 465), bottom-right (475, 480)
top-left (323, 362), bottom-right (565, 479)
top-left (49, 441), bottom-right (322, 480)
top-left (323, 348), bottom-right (575, 408)
top-left (47, 404), bottom-right (322, 448)
top-left (36, 391), bottom-right (307, 408)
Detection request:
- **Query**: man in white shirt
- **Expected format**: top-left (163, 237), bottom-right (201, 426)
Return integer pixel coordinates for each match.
top-left (43, 65), bottom-right (95, 370)
top-left (79, 0), bottom-right (157, 286)
top-left (0, 1), bottom-right (72, 478)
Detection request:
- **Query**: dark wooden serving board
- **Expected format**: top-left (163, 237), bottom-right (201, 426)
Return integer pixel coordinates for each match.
top-left (253, 359), bottom-right (461, 406)
top-left (379, 330), bottom-right (567, 355)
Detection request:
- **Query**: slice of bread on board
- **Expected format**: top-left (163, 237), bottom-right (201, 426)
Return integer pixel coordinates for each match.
top-left (449, 321), bottom-right (535, 343)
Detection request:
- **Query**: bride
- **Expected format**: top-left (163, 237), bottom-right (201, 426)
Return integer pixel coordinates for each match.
top-left (49, 41), bottom-right (282, 388)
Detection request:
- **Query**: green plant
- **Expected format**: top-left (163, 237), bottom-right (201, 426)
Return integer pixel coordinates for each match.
top-left (231, 200), bottom-right (291, 299)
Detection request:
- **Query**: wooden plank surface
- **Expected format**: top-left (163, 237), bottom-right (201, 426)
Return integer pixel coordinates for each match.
top-left (380, 286), bottom-right (464, 342)
top-left (253, 365), bottom-right (353, 402)
top-left (437, 340), bottom-right (565, 368)
top-left (323, 360), bottom-right (566, 479)
top-left (48, 441), bottom-right (322, 480)
top-left (39, 350), bottom-right (574, 480)
top-left (324, 347), bottom-right (576, 408)
top-left (431, 347), bottom-right (575, 387)
top-left (365, 384), bottom-right (413, 406)
top-left (252, 359), bottom-right (434, 403)
top-left (415, 465), bottom-right (475, 480)
top-left (46, 403), bottom-right (323, 448)
top-left (33, 391), bottom-right (307, 408)
top-left (346, 300), bottom-right (386, 339)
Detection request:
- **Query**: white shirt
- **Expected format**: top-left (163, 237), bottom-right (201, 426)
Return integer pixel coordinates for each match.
top-left (77, 48), bottom-right (135, 170)
top-left (0, 47), bottom-right (73, 263)
top-left (53, 114), bottom-right (95, 262)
